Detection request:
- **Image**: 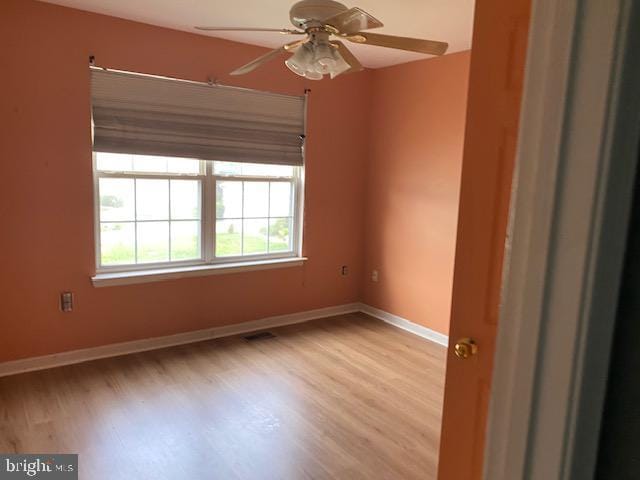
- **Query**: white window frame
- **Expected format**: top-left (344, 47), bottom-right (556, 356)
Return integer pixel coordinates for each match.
top-left (92, 153), bottom-right (304, 275)
top-left (206, 161), bottom-right (304, 265)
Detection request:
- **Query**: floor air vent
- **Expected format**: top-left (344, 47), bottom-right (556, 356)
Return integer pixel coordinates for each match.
top-left (243, 331), bottom-right (276, 341)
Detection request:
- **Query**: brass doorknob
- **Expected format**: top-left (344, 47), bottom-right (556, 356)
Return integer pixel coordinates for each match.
top-left (454, 338), bottom-right (478, 359)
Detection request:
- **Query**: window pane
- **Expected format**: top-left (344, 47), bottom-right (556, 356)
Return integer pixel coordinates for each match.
top-left (243, 182), bottom-right (269, 218)
top-left (137, 222), bottom-right (169, 263)
top-left (213, 161), bottom-right (293, 178)
top-left (216, 181), bottom-right (242, 219)
top-left (99, 178), bottom-right (135, 222)
top-left (269, 218), bottom-right (292, 253)
top-left (96, 156), bottom-right (299, 268)
top-left (133, 155), bottom-right (168, 173)
top-left (243, 219), bottom-right (268, 255)
top-left (240, 164), bottom-right (294, 178)
top-left (100, 222), bottom-right (135, 265)
top-left (96, 153), bottom-right (201, 175)
top-left (170, 180), bottom-right (201, 220)
top-left (166, 157), bottom-right (201, 175)
top-left (136, 179), bottom-right (169, 220)
top-left (216, 219), bottom-right (242, 257)
top-left (269, 182), bottom-right (293, 217)
top-left (171, 221), bottom-right (200, 260)
top-left (96, 152), bottom-right (133, 172)
top-left (213, 161), bottom-right (242, 176)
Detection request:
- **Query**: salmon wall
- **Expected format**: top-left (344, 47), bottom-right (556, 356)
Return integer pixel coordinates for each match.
top-left (363, 52), bottom-right (471, 336)
top-left (0, 0), bottom-right (371, 362)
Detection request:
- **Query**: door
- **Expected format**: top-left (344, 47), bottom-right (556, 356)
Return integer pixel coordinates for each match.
top-left (437, 0), bottom-right (532, 478)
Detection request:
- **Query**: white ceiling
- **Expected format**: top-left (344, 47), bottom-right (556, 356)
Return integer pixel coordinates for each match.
top-left (40, 0), bottom-right (475, 68)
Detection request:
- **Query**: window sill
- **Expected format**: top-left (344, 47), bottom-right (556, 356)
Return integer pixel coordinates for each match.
top-left (91, 257), bottom-right (308, 288)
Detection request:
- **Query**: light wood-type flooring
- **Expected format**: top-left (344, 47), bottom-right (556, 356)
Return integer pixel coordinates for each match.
top-left (0, 313), bottom-right (446, 479)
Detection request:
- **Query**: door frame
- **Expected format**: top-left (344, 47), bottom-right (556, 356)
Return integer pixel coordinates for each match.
top-left (483, 0), bottom-right (640, 478)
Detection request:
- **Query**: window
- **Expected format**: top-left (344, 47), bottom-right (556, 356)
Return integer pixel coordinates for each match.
top-left (90, 68), bottom-right (305, 279)
top-left (95, 152), bottom-right (302, 272)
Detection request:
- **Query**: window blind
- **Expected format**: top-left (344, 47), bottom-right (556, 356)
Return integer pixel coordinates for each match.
top-left (90, 68), bottom-right (306, 166)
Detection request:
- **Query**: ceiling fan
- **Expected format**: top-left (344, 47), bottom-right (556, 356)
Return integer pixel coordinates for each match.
top-left (195, 0), bottom-right (449, 80)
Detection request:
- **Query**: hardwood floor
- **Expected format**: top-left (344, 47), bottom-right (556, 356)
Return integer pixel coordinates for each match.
top-left (0, 313), bottom-right (446, 479)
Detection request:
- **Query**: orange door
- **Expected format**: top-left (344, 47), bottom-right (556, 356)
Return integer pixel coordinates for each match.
top-left (437, 0), bottom-right (532, 478)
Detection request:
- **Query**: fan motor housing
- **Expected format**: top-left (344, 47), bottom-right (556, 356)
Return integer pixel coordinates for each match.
top-left (289, 0), bottom-right (348, 29)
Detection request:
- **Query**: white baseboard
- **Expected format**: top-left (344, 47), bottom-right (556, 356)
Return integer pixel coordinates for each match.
top-left (358, 303), bottom-right (450, 347)
top-left (0, 303), bottom-right (361, 378)
top-left (0, 302), bottom-right (447, 378)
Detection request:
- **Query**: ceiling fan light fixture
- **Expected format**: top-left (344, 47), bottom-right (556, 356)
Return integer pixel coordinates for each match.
top-left (329, 48), bottom-right (351, 78)
top-left (304, 69), bottom-right (324, 80)
top-left (285, 43), bottom-right (314, 77)
top-left (285, 59), bottom-right (306, 77)
top-left (313, 43), bottom-right (337, 73)
top-left (285, 42), bottom-right (343, 80)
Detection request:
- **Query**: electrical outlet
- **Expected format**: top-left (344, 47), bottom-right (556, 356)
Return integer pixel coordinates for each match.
top-left (60, 292), bottom-right (73, 312)
top-left (371, 270), bottom-right (379, 282)
top-left (341, 265), bottom-right (349, 276)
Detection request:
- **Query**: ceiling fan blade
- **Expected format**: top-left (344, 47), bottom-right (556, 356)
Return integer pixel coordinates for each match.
top-left (195, 27), bottom-right (304, 35)
top-left (323, 7), bottom-right (383, 34)
top-left (350, 32), bottom-right (448, 55)
top-left (330, 41), bottom-right (364, 77)
top-left (230, 40), bottom-right (306, 75)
